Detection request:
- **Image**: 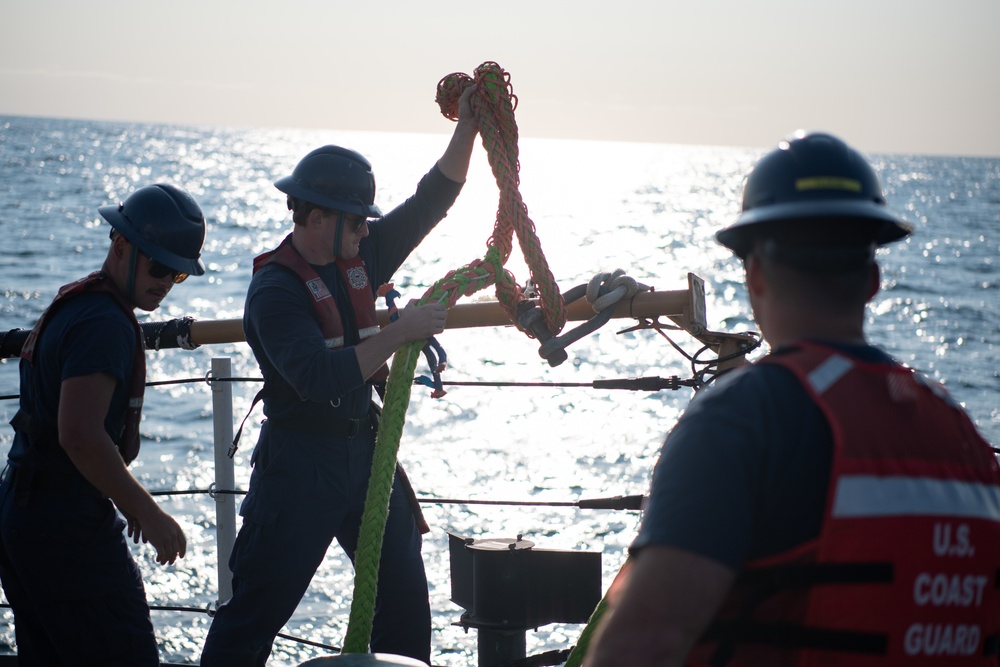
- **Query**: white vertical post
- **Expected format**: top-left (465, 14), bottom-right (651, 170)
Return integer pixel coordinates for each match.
top-left (210, 357), bottom-right (237, 604)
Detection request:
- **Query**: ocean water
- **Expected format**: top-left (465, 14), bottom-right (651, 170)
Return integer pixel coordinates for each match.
top-left (0, 114), bottom-right (997, 665)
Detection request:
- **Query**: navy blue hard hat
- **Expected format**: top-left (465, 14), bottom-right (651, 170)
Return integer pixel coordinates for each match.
top-left (99, 184), bottom-right (207, 276)
top-left (716, 131), bottom-right (912, 258)
top-left (274, 145), bottom-right (383, 218)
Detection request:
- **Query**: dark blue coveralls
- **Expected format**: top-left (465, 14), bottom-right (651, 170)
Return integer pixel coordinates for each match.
top-left (200, 165), bottom-right (464, 667)
top-left (0, 294), bottom-right (159, 667)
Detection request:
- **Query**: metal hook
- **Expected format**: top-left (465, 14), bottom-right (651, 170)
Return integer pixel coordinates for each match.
top-left (516, 282), bottom-right (617, 367)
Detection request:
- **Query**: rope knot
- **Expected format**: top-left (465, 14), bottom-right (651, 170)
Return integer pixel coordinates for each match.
top-left (435, 72), bottom-right (474, 121)
top-left (587, 270), bottom-right (651, 313)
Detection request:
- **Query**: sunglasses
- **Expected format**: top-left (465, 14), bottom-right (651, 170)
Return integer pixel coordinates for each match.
top-left (145, 254), bottom-right (188, 284)
top-left (324, 210), bottom-right (368, 233)
top-left (346, 216), bottom-right (368, 233)
top-left (110, 229), bottom-right (190, 284)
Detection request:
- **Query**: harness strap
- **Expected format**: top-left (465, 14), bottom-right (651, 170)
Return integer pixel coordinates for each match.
top-left (9, 409), bottom-right (47, 445)
top-left (707, 561), bottom-right (893, 666)
top-left (738, 561), bottom-right (894, 587)
top-left (703, 621), bottom-right (888, 655)
top-left (266, 415), bottom-right (366, 439)
top-left (229, 387), bottom-right (265, 458)
top-left (229, 388), bottom-right (367, 457)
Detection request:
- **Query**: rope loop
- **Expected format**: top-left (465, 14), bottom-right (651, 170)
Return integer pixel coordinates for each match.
top-left (436, 62), bottom-right (564, 335)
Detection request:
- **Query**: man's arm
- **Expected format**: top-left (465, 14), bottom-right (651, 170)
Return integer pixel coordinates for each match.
top-left (583, 545), bottom-right (736, 667)
top-left (58, 372), bottom-right (186, 565)
top-left (349, 86), bottom-right (478, 379)
top-left (365, 86), bottom-right (480, 283)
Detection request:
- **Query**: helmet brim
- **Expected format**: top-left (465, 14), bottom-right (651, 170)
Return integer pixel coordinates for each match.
top-left (99, 204), bottom-right (207, 276)
top-left (274, 176), bottom-right (383, 219)
top-left (717, 199), bottom-right (912, 254)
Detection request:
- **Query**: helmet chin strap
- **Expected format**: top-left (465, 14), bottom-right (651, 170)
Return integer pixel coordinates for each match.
top-left (125, 244), bottom-right (140, 305)
top-left (332, 211), bottom-right (345, 260)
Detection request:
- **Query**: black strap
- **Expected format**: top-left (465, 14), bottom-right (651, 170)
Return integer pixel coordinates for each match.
top-left (229, 388), bottom-right (265, 458)
top-left (738, 561), bottom-right (894, 588)
top-left (986, 573), bottom-right (1000, 657)
top-left (707, 561), bottom-right (893, 666)
top-left (9, 408), bottom-right (55, 448)
top-left (10, 409), bottom-right (31, 437)
top-left (705, 620), bottom-right (887, 654)
top-left (265, 414), bottom-right (365, 439)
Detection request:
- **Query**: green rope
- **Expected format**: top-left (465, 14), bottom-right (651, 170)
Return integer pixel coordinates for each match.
top-left (563, 593), bottom-right (609, 667)
top-left (564, 555), bottom-right (634, 665)
top-left (341, 258), bottom-right (502, 654)
top-left (342, 338), bottom-right (423, 653)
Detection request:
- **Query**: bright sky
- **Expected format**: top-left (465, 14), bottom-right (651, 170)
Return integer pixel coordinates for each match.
top-left (2, 0), bottom-right (998, 157)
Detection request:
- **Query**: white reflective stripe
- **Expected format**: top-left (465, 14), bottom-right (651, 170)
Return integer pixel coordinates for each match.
top-left (325, 336), bottom-right (345, 349)
top-left (807, 354), bottom-right (854, 394)
top-left (832, 475), bottom-right (1000, 521)
top-left (358, 325), bottom-right (380, 340)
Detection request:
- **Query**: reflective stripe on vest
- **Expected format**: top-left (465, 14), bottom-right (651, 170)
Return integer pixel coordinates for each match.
top-left (832, 475), bottom-right (1000, 521)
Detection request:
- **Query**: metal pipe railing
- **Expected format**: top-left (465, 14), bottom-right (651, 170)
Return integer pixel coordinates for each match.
top-left (209, 357), bottom-right (237, 605)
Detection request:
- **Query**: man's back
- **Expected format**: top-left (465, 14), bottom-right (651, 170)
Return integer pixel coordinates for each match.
top-left (635, 342), bottom-right (896, 568)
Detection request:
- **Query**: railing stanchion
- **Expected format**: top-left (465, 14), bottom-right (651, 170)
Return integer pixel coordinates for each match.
top-left (210, 357), bottom-right (237, 605)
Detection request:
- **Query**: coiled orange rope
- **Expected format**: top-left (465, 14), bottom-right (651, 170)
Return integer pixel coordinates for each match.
top-left (436, 61), bottom-right (567, 335)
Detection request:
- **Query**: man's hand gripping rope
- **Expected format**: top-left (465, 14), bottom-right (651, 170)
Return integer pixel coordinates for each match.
top-left (377, 283), bottom-right (448, 398)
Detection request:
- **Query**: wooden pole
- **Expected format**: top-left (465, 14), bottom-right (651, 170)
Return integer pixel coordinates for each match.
top-left (186, 290), bottom-right (693, 346)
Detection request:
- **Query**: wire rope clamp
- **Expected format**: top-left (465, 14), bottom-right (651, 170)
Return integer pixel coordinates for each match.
top-left (204, 368), bottom-right (221, 393)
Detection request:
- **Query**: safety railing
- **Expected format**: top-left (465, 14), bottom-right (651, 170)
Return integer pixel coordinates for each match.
top-left (0, 282), bottom-right (760, 665)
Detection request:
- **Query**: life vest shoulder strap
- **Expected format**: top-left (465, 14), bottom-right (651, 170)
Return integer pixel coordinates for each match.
top-left (253, 234), bottom-right (387, 381)
top-left (17, 271), bottom-right (144, 463)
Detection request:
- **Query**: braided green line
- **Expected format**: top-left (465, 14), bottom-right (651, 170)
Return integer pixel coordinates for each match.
top-left (563, 593), bottom-right (609, 667)
top-left (342, 339), bottom-right (422, 654)
top-left (341, 249), bottom-right (506, 654)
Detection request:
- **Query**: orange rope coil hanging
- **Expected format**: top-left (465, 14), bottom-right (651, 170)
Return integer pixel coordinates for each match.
top-left (435, 61), bottom-right (567, 336)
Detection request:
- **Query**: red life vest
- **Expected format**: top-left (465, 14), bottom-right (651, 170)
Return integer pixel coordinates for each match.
top-left (253, 234), bottom-right (387, 382)
top-left (19, 271), bottom-right (145, 464)
top-left (690, 341), bottom-right (1000, 666)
